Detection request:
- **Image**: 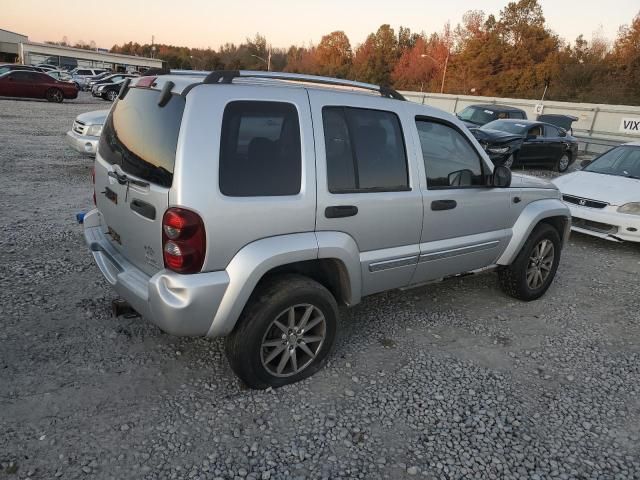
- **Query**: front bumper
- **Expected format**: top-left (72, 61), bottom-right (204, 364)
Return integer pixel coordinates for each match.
top-left (83, 209), bottom-right (230, 336)
top-left (66, 130), bottom-right (99, 155)
top-left (564, 203), bottom-right (640, 242)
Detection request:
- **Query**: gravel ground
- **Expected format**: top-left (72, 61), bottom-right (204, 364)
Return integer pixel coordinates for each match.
top-left (1, 93), bottom-right (639, 480)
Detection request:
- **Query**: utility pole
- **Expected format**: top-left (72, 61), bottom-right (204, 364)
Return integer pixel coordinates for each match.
top-left (440, 49), bottom-right (449, 94)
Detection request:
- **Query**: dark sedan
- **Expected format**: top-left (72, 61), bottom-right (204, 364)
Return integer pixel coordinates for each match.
top-left (470, 119), bottom-right (579, 172)
top-left (0, 70), bottom-right (78, 102)
top-left (456, 104), bottom-right (527, 129)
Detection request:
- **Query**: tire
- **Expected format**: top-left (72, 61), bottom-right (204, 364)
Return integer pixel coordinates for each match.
top-left (225, 274), bottom-right (339, 389)
top-left (45, 88), bottom-right (63, 103)
top-left (498, 223), bottom-right (561, 301)
top-left (502, 154), bottom-right (514, 169)
top-left (106, 90), bottom-right (118, 102)
top-left (556, 153), bottom-right (570, 173)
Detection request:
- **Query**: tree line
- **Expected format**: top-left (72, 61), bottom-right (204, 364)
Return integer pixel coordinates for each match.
top-left (107, 0), bottom-right (640, 105)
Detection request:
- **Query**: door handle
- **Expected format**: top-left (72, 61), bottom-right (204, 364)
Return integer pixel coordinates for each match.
top-left (431, 200), bottom-right (457, 211)
top-left (325, 205), bottom-right (358, 218)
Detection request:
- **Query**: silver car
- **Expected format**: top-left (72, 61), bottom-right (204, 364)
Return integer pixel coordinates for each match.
top-left (83, 71), bottom-right (570, 388)
top-left (66, 110), bottom-right (108, 156)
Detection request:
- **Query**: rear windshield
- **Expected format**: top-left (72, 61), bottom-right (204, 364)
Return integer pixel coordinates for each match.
top-left (99, 88), bottom-right (185, 187)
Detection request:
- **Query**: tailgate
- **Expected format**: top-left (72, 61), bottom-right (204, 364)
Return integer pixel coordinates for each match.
top-left (94, 85), bottom-right (186, 276)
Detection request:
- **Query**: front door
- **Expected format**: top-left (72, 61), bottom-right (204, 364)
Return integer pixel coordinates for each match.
top-left (410, 117), bottom-right (512, 283)
top-left (518, 124), bottom-right (546, 164)
top-left (309, 90), bottom-right (424, 296)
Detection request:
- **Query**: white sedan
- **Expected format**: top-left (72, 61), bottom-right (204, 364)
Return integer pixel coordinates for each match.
top-left (552, 142), bottom-right (640, 242)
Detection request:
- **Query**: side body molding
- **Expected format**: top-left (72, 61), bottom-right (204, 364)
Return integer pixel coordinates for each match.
top-left (315, 231), bottom-right (362, 306)
top-left (496, 198), bottom-right (571, 265)
top-left (206, 233), bottom-right (319, 337)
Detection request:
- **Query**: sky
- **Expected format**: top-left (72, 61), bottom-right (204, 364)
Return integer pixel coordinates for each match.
top-left (2, 0), bottom-right (638, 50)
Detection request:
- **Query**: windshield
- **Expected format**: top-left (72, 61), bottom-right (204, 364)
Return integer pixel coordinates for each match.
top-left (481, 120), bottom-right (529, 134)
top-left (99, 88), bottom-right (185, 187)
top-left (584, 146), bottom-right (640, 179)
top-left (457, 106), bottom-right (497, 125)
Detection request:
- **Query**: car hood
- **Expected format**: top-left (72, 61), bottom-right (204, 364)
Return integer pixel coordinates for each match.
top-left (511, 173), bottom-right (557, 190)
top-left (470, 128), bottom-right (523, 143)
top-left (76, 109), bottom-right (109, 126)
top-left (551, 171), bottom-right (640, 206)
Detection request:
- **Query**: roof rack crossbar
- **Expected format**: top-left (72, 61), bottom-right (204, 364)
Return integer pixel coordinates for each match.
top-left (201, 70), bottom-right (406, 100)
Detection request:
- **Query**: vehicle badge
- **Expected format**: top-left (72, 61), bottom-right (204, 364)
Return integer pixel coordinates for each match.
top-left (578, 199), bottom-right (587, 206)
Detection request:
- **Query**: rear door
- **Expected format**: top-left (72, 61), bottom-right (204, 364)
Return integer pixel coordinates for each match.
top-left (309, 90), bottom-right (423, 296)
top-left (542, 124), bottom-right (564, 165)
top-left (94, 86), bottom-right (185, 276)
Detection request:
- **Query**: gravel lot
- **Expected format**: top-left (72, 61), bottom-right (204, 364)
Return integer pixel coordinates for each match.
top-left (1, 93), bottom-right (639, 480)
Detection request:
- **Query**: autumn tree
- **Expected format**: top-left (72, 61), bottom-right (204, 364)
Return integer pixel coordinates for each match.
top-left (351, 24), bottom-right (399, 85)
top-left (315, 31), bottom-right (352, 78)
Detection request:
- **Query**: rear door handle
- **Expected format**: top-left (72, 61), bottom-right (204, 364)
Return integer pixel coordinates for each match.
top-left (431, 200), bottom-right (457, 211)
top-left (325, 205), bottom-right (358, 218)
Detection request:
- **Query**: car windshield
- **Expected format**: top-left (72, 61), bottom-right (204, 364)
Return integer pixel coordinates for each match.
top-left (457, 106), bottom-right (497, 125)
top-left (481, 120), bottom-right (529, 134)
top-left (584, 146), bottom-right (640, 179)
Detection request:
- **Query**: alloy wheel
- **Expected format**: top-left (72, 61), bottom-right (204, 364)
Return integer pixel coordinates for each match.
top-left (260, 304), bottom-right (326, 377)
top-left (526, 239), bottom-right (555, 289)
top-left (558, 155), bottom-right (570, 172)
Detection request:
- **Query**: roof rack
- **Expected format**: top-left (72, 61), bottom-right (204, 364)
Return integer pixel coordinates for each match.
top-left (201, 70), bottom-right (406, 101)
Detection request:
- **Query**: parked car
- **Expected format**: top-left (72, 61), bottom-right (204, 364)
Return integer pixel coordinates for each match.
top-left (552, 143), bottom-right (640, 242)
top-left (82, 71), bottom-right (570, 388)
top-left (469, 119), bottom-right (579, 171)
top-left (96, 80), bottom-right (125, 101)
top-left (0, 63), bottom-right (38, 75)
top-left (70, 68), bottom-right (109, 90)
top-left (46, 70), bottom-right (73, 82)
top-left (90, 73), bottom-right (137, 95)
top-left (66, 109), bottom-right (109, 155)
top-left (0, 70), bottom-right (78, 102)
top-left (34, 64), bottom-right (59, 72)
top-left (456, 104), bottom-right (527, 128)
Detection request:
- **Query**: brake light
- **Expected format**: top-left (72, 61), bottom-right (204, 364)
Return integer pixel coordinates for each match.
top-left (91, 166), bottom-right (96, 206)
top-left (136, 76), bottom-right (157, 88)
top-left (162, 208), bottom-right (206, 274)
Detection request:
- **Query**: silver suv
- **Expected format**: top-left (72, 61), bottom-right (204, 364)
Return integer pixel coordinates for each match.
top-left (83, 71), bottom-right (570, 388)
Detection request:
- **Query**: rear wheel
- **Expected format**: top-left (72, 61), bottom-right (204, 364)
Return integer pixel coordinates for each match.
top-left (45, 88), bottom-right (63, 103)
top-left (556, 153), bottom-right (570, 172)
top-left (225, 274), bottom-right (338, 389)
top-left (498, 223), bottom-right (561, 301)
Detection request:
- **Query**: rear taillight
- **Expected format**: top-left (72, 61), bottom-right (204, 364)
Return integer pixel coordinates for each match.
top-left (162, 208), bottom-right (206, 274)
top-left (136, 76), bottom-right (157, 88)
top-left (91, 166), bottom-right (96, 205)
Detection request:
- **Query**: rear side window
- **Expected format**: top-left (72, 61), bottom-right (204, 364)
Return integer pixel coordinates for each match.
top-left (77, 70), bottom-right (91, 75)
top-left (99, 88), bottom-right (185, 187)
top-left (510, 111), bottom-right (526, 119)
top-left (322, 107), bottom-right (409, 193)
top-left (219, 101), bottom-right (301, 197)
top-left (544, 125), bottom-right (560, 137)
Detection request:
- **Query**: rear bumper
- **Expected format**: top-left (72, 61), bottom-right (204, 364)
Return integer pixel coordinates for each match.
top-left (66, 130), bottom-right (98, 155)
top-left (83, 209), bottom-right (230, 336)
top-left (565, 204), bottom-right (640, 242)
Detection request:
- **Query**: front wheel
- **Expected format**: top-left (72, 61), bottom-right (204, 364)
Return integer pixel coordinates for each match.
top-left (502, 153), bottom-right (514, 169)
top-left (106, 90), bottom-right (118, 102)
top-left (498, 223), bottom-right (561, 301)
top-left (225, 274), bottom-right (338, 389)
top-left (45, 88), bottom-right (63, 103)
top-left (556, 153), bottom-right (570, 173)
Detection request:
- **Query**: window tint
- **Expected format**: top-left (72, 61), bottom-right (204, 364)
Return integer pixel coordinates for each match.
top-left (77, 70), bottom-right (91, 75)
top-left (416, 120), bottom-right (485, 188)
top-left (510, 111), bottom-right (525, 119)
top-left (11, 72), bottom-right (36, 82)
top-left (99, 88), bottom-right (185, 187)
top-left (323, 107), bottom-right (409, 193)
top-left (544, 125), bottom-right (560, 137)
top-left (219, 101), bottom-right (301, 197)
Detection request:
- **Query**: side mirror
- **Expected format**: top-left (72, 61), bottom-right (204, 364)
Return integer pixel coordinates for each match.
top-left (580, 159), bottom-right (592, 169)
top-left (492, 165), bottom-right (512, 188)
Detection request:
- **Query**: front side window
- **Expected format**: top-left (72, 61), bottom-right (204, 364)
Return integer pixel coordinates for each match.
top-left (416, 119), bottom-right (485, 188)
top-left (219, 101), bottom-right (301, 197)
top-left (323, 107), bottom-right (409, 193)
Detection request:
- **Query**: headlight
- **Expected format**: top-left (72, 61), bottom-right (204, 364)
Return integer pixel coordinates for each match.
top-left (87, 124), bottom-right (103, 137)
top-left (617, 203), bottom-right (640, 215)
top-left (97, 85), bottom-right (105, 91)
top-left (486, 146), bottom-right (510, 154)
